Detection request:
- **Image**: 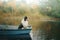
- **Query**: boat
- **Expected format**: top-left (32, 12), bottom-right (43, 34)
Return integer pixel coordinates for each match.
top-left (0, 29), bottom-right (32, 40)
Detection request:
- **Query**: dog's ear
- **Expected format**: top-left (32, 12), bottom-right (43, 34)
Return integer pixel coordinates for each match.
top-left (24, 16), bottom-right (27, 21)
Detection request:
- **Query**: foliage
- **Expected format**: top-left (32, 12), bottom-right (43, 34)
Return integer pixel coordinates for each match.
top-left (39, 0), bottom-right (60, 18)
top-left (0, 6), bottom-right (14, 13)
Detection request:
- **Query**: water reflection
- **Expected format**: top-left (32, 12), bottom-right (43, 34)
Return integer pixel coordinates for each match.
top-left (30, 21), bottom-right (60, 40)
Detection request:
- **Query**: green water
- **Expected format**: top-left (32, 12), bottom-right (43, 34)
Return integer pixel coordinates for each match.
top-left (32, 21), bottom-right (60, 40)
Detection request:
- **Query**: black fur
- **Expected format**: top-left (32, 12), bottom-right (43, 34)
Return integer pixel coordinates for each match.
top-left (18, 23), bottom-right (23, 29)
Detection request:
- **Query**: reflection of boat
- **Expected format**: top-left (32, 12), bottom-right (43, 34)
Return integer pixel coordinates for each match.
top-left (0, 29), bottom-right (32, 40)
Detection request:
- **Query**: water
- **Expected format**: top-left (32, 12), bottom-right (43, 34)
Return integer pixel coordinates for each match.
top-left (30, 21), bottom-right (60, 40)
